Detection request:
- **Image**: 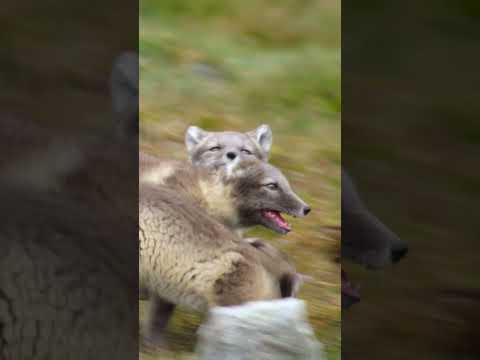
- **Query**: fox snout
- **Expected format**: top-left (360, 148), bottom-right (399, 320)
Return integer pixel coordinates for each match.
top-left (302, 205), bottom-right (311, 216)
top-left (289, 196), bottom-right (311, 218)
top-left (391, 245), bottom-right (408, 264)
top-left (291, 204), bottom-right (311, 217)
top-left (226, 152), bottom-right (237, 160)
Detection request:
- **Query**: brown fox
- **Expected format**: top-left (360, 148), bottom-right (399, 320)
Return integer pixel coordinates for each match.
top-left (140, 183), bottom-right (306, 347)
top-left (138, 150), bottom-right (310, 306)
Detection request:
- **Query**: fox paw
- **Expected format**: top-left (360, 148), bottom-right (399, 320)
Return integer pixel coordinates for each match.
top-left (140, 334), bottom-right (170, 354)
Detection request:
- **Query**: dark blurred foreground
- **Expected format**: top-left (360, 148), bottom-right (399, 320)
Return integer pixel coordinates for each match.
top-left (343, 0), bottom-right (480, 359)
top-left (0, 1), bottom-right (138, 359)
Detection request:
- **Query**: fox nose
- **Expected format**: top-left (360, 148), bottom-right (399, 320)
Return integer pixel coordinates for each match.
top-left (226, 152), bottom-right (237, 160)
top-left (303, 206), bottom-right (311, 216)
top-left (391, 247), bottom-right (408, 263)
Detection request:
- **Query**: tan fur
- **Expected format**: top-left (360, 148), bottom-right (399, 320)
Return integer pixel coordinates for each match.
top-left (198, 178), bottom-right (238, 228)
top-left (140, 156), bottom-right (240, 229)
top-left (140, 162), bottom-right (176, 185)
top-left (0, 185), bottom-right (138, 360)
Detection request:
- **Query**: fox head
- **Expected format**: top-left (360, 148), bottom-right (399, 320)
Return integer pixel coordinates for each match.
top-left (216, 158), bottom-right (311, 234)
top-left (185, 125), bottom-right (272, 168)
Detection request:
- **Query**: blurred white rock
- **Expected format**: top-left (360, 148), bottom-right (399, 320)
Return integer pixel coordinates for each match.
top-left (196, 298), bottom-right (325, 360)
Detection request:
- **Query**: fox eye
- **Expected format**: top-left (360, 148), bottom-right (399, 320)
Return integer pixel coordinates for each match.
top-left (265, 183), bottom-right (279, 190)
top-left (241, 149), bottom-right (252, 155)
top-left (209, 146), bottom-right (221, 152)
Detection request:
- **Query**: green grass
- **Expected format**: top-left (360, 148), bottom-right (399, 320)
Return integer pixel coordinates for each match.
top-left (140, 0), bottom-right (340, 358)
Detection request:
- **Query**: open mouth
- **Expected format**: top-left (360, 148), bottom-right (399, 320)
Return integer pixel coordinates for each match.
top-left (342, 269), bottom-right (360, 308)
top-left (260, 209), bottom-right (291, 234)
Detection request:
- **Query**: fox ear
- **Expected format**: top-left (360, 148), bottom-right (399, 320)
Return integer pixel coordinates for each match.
top-left (110, 52), bottom-right (139, 139)
top-left (185, 126), bottom-right (209, 154)
top-left (247, 124), bottom-right (273, 156)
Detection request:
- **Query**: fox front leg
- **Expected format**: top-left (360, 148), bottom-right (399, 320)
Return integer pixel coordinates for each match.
top-left (143, 296), bottom-right (176, 351)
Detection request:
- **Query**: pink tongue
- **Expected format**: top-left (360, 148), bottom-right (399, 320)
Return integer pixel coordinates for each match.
top-left (263, 210), bottom-right (291, 231)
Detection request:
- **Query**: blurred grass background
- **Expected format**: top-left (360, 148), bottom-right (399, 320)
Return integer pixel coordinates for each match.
top-left (139, 0), bottom-right (341, 359)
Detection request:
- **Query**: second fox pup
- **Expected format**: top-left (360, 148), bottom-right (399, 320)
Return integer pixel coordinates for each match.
top-left (140, 158), bottom-right (311, 234)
